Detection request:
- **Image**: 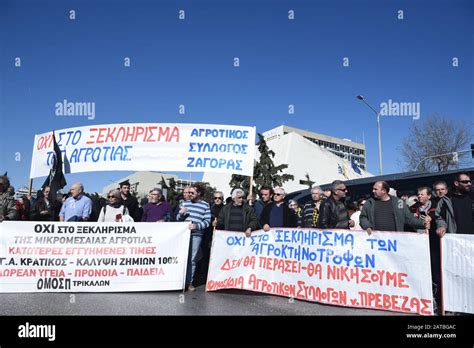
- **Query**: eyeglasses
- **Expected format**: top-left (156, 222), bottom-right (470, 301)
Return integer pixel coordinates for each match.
top-left (274, 193), bottom-right (283, 196)
top-left (214, 197), bottom-right (223, 200)
top-left (188, 192), bottom-right (196, 195)
top-left (338, 188), bottom-right (348, 192)
top-left (108, 196), bottom-right (116, 198)
top-left (459, 180), bottom-right (471, 184)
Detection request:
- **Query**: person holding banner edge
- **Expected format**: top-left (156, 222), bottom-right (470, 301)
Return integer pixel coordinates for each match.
top-left (260, 187), bottom-right (298, 231)
top-left (176, 183), bottom-right (211, 291)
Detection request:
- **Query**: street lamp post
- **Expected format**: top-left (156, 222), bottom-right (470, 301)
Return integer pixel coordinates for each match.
top-left (357, 95), bottom-right (383, 175)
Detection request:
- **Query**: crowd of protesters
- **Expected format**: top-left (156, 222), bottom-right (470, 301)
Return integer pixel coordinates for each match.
top-left (0, 172), bottom-right (473, 311)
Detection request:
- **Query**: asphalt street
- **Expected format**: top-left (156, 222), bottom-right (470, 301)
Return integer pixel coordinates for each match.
top-left (0, 285), bottom-right (406, 316)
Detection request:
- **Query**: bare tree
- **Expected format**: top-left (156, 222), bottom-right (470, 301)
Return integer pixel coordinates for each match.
top-left (400, 115), bottom-right (472, 172)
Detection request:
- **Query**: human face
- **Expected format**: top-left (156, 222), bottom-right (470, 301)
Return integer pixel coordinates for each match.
top-left (183, 188), bottom-right (190, 200)
top-left (188, 188), bottom-right (199, 202)
top-left (434, 184), bottom-right (447, 198)
top-left (372, 183), bottom-right (385, 199)
top-left (149, 191), bottom-right (161, 203)
top-left (232, 194), bottom-right (244, 206)
top-left (455, 174), bottom-right (471, 193)
top-left (417, 189), bottom-right (431, 204)
top-left (213, 194), bottom-right (224, 205)
top-left (260, 189), bottom-right (272, 203)
top-left (108, 193), bottom-right (118, 203)
top-left (70, 185), bottom-right (82, 198)
top-left (311, 189), bottom-right (321, 202)
top-left (43, 187), bottom-right (50, 197)
top-left (289, 202), bottom-right (298, 211)
top-left (335, 185), bottom-right (347, 199)
top-left (273, 191), bottom-right (285, 203)
top-left (120, 185), bottom-right (130, 196)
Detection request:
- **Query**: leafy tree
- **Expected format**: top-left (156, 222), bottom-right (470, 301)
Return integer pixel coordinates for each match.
top-left (400, 115), bottom-right (471, 172)
top-left (200, 181), bottom-right (217, 203)
top-left (230, 133), bottom-right (294, 194)
top-left (159, 176), bottom-right (178, 207)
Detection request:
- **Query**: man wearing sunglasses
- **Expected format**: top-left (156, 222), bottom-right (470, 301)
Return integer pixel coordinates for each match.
top-left (317, 180), bottom-right (354, 230)
top-left (260, 187), bottom-right (297, 231)
top-left (436, 172), bottom-right (473, 236)
top-left (211, 191), bottom-right (225, 222)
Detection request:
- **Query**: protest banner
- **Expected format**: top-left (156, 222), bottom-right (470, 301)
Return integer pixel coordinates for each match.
top-left (0, 221), bottom-right (190, 292)
top-left (29, 123), bottom-right (256, 178)
top-left (207, 228), bottom-right (434, 315)
top-left (442, 234), bottom-right (474, 314)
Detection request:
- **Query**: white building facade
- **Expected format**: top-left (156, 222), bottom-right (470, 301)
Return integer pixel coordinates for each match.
top-left (202, 126), bottom-right (372, 197)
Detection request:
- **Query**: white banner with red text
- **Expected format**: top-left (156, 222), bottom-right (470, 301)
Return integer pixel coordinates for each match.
top-left (29, 123), bottom-right (256, 178)
top-left (442, 234), bottom-right (474, 314)
top-left (0, 221), bottom-right (190, 292)
top-left (207, 228), bottom-right (434, 315)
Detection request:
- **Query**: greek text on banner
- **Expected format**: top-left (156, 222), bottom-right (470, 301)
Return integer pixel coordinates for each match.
top-left (29, 123), bottom-right (256, 178)
top-left (0, 221), bottom-right (190, 292)
top-left (206, 228), bottom-right (434, 315)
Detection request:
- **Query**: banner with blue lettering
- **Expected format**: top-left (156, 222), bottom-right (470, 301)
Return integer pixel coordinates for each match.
top-left (207, 229), bottom-right (434, 315)
top-left (30, 123), bottom-right (256, 178)
top-left (0, 221), bottom-right (190, 292)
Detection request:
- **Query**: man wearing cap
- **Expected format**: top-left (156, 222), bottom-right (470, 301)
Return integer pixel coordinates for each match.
top-left (119, 180), bottom-right (140, 222)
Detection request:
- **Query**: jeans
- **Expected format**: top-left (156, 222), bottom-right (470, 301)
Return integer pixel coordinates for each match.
top-left (186, 232), bottom-right (203, 286)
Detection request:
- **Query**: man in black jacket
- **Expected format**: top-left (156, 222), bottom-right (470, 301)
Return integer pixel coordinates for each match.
top-left (119, 180), bottom-right (140, 222)
top-left (317, 180), bottom-right (354, 230)
top-left (436, 172), bottom-right (474, 236)
top-left (260, 187), bottom-right (297, 231)
top-left (214, 188), bottom-right (259, 237)
top-left (412, 186), bottom-right (442, 314)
